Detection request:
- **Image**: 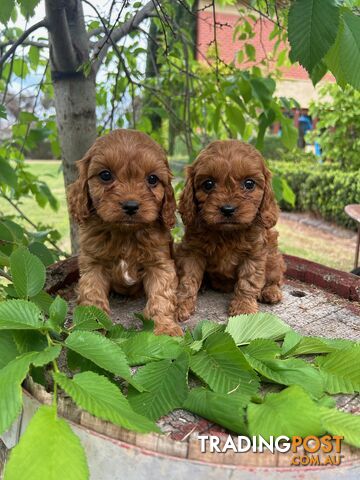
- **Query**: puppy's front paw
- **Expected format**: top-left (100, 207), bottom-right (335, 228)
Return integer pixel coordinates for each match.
top-left (260, 285), bottom-right (282, 304)
top-left (228, 298), bottom-right (258, 316)
top-left (176, 298), bottom-right (196, 322)
top-left (154, 322), bottom-right (183, 337)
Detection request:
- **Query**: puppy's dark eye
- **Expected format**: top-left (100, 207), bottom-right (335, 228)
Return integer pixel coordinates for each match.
top-left (147, 174), bottom-right (159, 186)
top-left (243, 179), bottom-right (256, 191)
top-left (202, 179), bottom-right (215, 192)
top-left (99, 170), bottom-right (113, 182)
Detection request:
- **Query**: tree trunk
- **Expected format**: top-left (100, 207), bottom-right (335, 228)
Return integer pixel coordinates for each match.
top-left (52, 74), bottom-right (97, 251)
top-left (45, 0), bottom-right (97, 252)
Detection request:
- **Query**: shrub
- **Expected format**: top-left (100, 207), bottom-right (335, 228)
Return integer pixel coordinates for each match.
top-left (307, 84), bottom-right (360, 171)
top-left (251, 135), bottom-right (286, 160)
top-left (270, 160), bottom-right (360, 229)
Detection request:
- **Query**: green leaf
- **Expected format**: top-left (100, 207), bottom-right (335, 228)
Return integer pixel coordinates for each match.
top-left (10, 247), bottom-right (46, 298)
top-left (281, 330), bottom-right (302, 356)
top-left (28, 45), bottom-right (40, 68)
top-left (279, 116), bottom-right (297, 149)
top-left (315, 345), bottom-right (360, 393)
top-left (48, 295), bottom-right (68, 331)
top-left (281, 178), bottom-right (296, 207)
top-left (107, 324), bottom-right (136, 343)
top-left (0, 348), bottom-right (62, 436)
top-left (242, 339), bottom-right (281, 361)
top-left (0, 0), bottom-right (15, 24)
top-left (66, 349), bottom-right (109, 376)
top-left (4, 405), bottom-right (89, 480)
top-left (311, 60), bottom-right (328, 86)
top-left (0, 250), bottom-right (10, 267)
top-left (190, 320), bottom-right (225, 352)
top-left (0, 222), bottom-right (15, 256)
top-left (226, 313), bottom-right (292, 345)
top-left (184, 388), bottom-right (247, 434)
top-left (282, 331), bottom-right (355, 356)
top-left (73, 305), bottom-right (113, 331)
top-left (190, 332), bottom-right (259, 396)
top-left (244, 355), bottom-right (324, 398)
top-left (0, 159), bottom-right (17, 188)
top-left (0, 300), bottom-right (43, 330)
top-left (225, 104), bottom-right (245, 136)
top-left (134, 312), bottom-right (154, 331)
top-left (29, 290), bottom-right (54, 315)
top-left (320, 407), bottom-right (360, 448)
top-left (2, 219), bottom-right (24, 243)
top-left (317, 395), bottom-right (336, 409)
top-left (54, 371), bottom-right (159, 433)
top-left (0, 104), bottom-right (7, 119)
top-left (251, 77), bottom-right (276, 106)
top-left (0, 331), bottom-right (18, 368)
top-left (12, 330), bottom-right (47, 354)
top-left (120, 331), bottom-right (183, 366)
top-left (192, 320), bottom-right (225, 341)
top-left (0, 354), bottom-right (32, 435)
top-left (288, 0), bottom-right (340, 73)
top-left (18, 0), bottom-right (41, 19)
top-left (30, 345), bottom-right (61, 367)
top-left (28, 242), bottom-right (55, 267)
top-left (247, 386), bottom-right (324, 440)
top-left (245, 43), bottom-right (256, 61)
top-left (65, 330), bottom-right (140, 388)
top-left (128, 352), bottom-right (189, 420)
top-left (325, 9), bottom-right (360, 89)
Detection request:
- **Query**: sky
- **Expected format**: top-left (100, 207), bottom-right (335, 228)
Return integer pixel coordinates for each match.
top-left (3, 1), bottom-right (149, 127)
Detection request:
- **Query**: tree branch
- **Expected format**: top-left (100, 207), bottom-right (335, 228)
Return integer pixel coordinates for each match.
top-left (45, 0), bottom-right (79, 72)
top-left (0, 269), bottom-right (12, 282)
top-left (0, 20), bottom-right (47, 70)
top-left (0, 40), bottom-right (48, 49)
top-left (92, 0), bottom-right (155, 73)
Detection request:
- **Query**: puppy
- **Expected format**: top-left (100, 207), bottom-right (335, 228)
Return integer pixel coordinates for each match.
top-left (176, 140), bottom-right (285, 321)
top-left (68, 129), bottom-right (182, 336)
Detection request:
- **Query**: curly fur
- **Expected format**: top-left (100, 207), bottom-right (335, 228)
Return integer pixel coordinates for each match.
top-left (68, 129), bottom-right (182, 336)
top-left (176, 140), bottom-right (286, 321)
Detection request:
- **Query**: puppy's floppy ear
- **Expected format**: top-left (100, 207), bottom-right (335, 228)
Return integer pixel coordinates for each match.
top-left (179, 166), bottom-right (197, 226)
top-left (67, 153), bottom-right (92, 224)
top-left (161, 170), bottom-right (177, 229)
top-left (259, 165), bottom-right (279, 229)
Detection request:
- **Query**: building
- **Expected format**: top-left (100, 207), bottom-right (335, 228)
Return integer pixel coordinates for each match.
top-left (196, 0), bottom-right (333, 138)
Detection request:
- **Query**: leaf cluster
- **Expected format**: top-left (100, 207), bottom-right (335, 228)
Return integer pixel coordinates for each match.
top-left (288, 0), bottom-right (360, 89)
top-left (1, 247), bottom-right (359, 479)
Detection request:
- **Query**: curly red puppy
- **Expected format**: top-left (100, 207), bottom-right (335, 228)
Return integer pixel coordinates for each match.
top-left (176, 140), bottom-right (285, 321)
top-left (68, 129), bottom-right (182, 336)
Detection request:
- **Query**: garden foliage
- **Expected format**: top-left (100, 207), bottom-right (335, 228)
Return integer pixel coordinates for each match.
top-left (0, 247), bottom-right (359, 479)
top-left (307, 84), bottom-right (360, 170)
top-left (271, 158), bottom-right (360, 229)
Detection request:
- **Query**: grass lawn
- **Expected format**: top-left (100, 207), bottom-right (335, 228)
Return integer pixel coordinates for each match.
top-left (0, 161), bottom-right (71, 251)
top-left (0, 160), bottom-right (355, 272)
top-left (277, 218), bottom-right (355, 272)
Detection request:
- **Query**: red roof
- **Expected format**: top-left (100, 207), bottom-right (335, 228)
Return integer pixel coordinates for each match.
top-left (197, 11), bottom-right (334, 81)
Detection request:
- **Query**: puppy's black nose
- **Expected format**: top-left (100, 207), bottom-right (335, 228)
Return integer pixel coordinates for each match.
top-left (220, 204), bottom-right (236, 217)
top-left (122, 200), bottom-right (139, 215)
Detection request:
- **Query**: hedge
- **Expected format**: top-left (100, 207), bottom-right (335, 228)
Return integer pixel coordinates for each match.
top-left (270, 160), bottom-right (360, 230)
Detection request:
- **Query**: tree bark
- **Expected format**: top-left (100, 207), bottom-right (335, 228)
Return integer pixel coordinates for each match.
top-left (43, 0), bottom-right (154, 252)
top-left (45, 0), bottom-right (97, 252)
top-left (52, 74), bottom-right (97, 251)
